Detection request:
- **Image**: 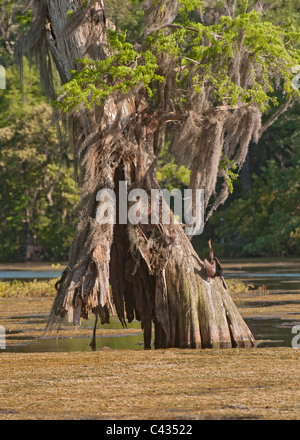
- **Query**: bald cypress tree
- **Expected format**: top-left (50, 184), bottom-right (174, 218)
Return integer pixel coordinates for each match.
top-left (17, 0), bottom-right (300, 348)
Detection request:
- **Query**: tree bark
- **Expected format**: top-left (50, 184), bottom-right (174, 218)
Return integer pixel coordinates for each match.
top-left (30, 0), bottom-right (255, 349)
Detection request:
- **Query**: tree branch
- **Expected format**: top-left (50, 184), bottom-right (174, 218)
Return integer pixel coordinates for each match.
top-left (158, 23), bottom-right (199, 33)
top-left (258, 99), bottom-right (292, 138)
top-left (159, 112), bottom-right (187, 122)
top-left (182, 56), bottom-right (201, 65)
top-left (143, 0), bottom-right (180, 36)
top-left (156, 23), bottom-right (223, 40)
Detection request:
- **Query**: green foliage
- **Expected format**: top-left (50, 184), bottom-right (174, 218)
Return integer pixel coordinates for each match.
top-left (241, 0), bottom-right (300, 27)
top-left (0, 279), bottom-right (57, 298)
top-left (173, 8), bottom-right (300, 110)
top-left (220, 153), bottom-right (239, 194)
top-left (105, 0), bottom-right (145, 41)
top-left (54, 31), bottom-right (164, 112)
top-left (0, 0), bottom-right (25, 66)
top-left (210, 152), bottom-right (300, 256)
top-left (0, 2), bottom-right (80, 261)
top-left (0, 58), bottom-right (45, 127)
top-left (177, 0), bottom-right (204, 23)
top-left (16, 10), bottom-right (33, 30)
top-left (0, 63), bottom-right (79, 261)
top-left (57, 4), bottom-right (300, 115)
top-left (156, 144), bottom-right (191, 222)
top-left (157, 144), bottom-right (191, 191)
top-left (206, 83), bottom-right (300, 257)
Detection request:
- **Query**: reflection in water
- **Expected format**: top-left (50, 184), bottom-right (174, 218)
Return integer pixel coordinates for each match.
top-left (4, 333), bottom-right (144, 353)
top-left (2, 314), bottom-right (144, 353)
top-left (1, 258), bottom-right (300, 352)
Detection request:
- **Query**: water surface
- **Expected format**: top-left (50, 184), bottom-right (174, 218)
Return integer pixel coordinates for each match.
top-left (223, 259), bottom-right (300, 348)
top-left (0, 270), bottom-right (62, 280)
top-left (1, 258), bottom-right (299, 352)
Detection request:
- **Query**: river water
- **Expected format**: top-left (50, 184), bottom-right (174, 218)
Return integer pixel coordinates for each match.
top-left (223, 258), bottom-right (300, 348)
top-left (1, 258), bottom-right (300, 352)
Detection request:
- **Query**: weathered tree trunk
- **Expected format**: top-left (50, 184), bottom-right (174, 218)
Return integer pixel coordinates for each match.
top-left (25, 0), bottom-right (255, 349)
top-left (104, 107), bottom-right (255, 349)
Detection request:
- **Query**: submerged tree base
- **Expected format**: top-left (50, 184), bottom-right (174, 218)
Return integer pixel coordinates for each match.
top-left (21, 0), bottom-right (300, 351)
top-left (46, 217), bottom-right (255, 350)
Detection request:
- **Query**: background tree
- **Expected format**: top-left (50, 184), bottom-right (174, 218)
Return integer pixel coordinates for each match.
top-left (205, 101), bottom-right (300, 257)
top-left (0, 0), bottom-right (24, 64)
top-left (198, 0), bottom-right (300, 257)
top-left (0, 1), bottom-right (80, 261)
top-left (16, 0), bottom-right (300, 349)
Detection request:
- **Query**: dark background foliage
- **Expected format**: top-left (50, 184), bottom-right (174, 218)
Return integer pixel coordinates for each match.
top-left (0, 0), bottom-right (299, 261)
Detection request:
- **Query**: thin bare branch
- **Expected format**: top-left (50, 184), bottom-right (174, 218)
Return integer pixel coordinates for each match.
top-left (160, 111), bottom-right (187, 122)
top-left (157, 23), bottom-right (199, 33)
top-left (258, 99), bottom-right (292, 138)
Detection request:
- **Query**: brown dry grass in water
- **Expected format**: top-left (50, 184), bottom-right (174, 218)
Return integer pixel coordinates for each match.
top-left (1, 278), bottom-right (299, 345)
top-left (0, 280), bottom-right (248, 347)
top-left (0, 348), bottom-right (299, 420)
top-left (1, 277), bottom-right (300, 420)
top-left (0, 297), bottom-right (142, 347)
top-left (230, 290), bottom-right (300, 320)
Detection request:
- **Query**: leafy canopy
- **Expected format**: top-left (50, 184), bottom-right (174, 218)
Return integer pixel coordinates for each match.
top-left (55, 2), bottom-right (300, 114)
top-left (55, 30), bottom-right (164, 112)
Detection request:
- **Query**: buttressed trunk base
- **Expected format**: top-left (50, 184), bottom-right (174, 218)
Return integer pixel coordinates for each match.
top-left (47, 103), bottom-right (255, 350)
top-left (20, 0), bottom-right (255, 350)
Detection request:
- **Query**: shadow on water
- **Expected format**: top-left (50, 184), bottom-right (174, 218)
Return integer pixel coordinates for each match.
top-left (2, 314), bottom-right (297, 352)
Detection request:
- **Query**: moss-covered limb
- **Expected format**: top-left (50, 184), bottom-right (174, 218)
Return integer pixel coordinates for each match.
top-left (18, 1), bottom-right (266, 349)
top-left (43, 98), bottom-right (255, 348)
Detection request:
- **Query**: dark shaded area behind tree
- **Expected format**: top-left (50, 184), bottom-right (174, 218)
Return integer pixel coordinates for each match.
top-left (194, 0), bottom-right (300, 257)
top-left (102, 0), bottom-right (300, 259)
top-left (194, 99), bottom-right (300, 258)
top-left (0, 0), bottom-right (79, 261)
top-left (0, 0), bottom-right (299, 261)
